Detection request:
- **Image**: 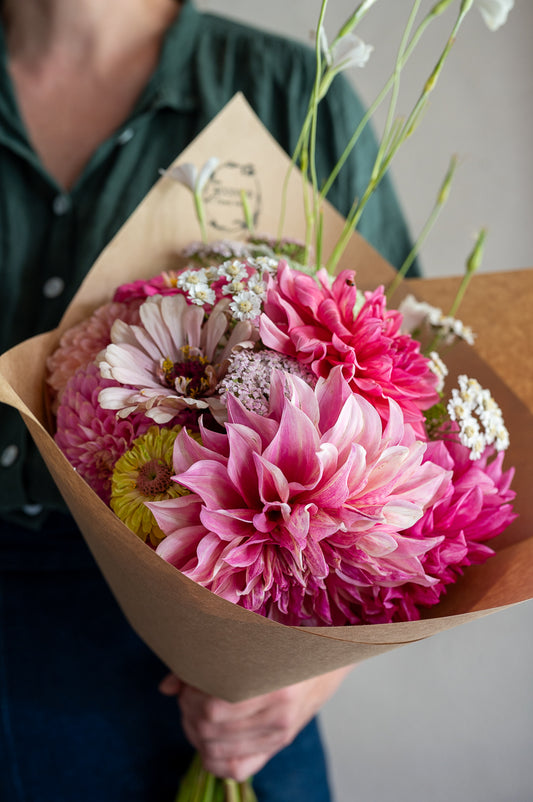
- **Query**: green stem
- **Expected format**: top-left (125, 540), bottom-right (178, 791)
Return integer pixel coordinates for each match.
top-left (449, 228), bottom-right (486, 317)
top-left (333, 0), bottom-right (380, 44)
top-left (387, 154), bottom-right (459, 299)
top-left (319, 0), bottom-right (456, 203)
top-left (224, 780), bottom-right (241, 802)
top-left (325, 1), bottom-right (473, 274)
top-left (373, 0), bottom-right (422, 180)
top-left (194, 191), bottom-right (208, 244)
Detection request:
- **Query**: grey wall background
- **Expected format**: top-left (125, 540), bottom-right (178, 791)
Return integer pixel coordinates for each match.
top-left (197, 2), bottom-right (533, 800)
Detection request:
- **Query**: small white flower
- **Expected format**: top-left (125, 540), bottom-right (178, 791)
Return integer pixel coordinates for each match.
top-left (448, 391), bottom-right (470, 423)
top-left (428, 351), bottom-right (448, 393)
top-left (320, 26), bottom-right (373, 72)
top-left (187, 284), bottom-right (216, 306)
top-left (176, 268), bottom-right (209, 289)
top-left (476, 0), bottom-right (514, 31)
top-left (218, 260), bottom-right (249, 282)
top-left (248, 276), bottom-right (267, 297)
top-left (160, 157), bottom-right (220, 193)
top-left (229, 291), bottom-right (263, 321)
top-left (250, 256), bottom-right (280, 276)
top-left (495, 425), bottom-right (510, 452)
top-left (398, 294), bottom-right (441, 334)
top-left (459, 415), bottom-right (482, 448)
top-left (222, 279), bottom-right (248, 296)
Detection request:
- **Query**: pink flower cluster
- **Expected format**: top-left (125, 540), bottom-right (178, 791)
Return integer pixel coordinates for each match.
top-left (49, 257), bottom-right (516, 626)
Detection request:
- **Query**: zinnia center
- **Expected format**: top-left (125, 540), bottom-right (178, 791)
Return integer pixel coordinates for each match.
top-left (160, 346), bottom-right (211, 398)
top-left (136, 459), bottom-right (173, 497)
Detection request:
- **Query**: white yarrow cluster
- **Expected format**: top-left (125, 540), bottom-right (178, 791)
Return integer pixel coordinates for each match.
top-left (399, 294), bottom-right (475, 346)
top-left (447, 375), bottom-right (509, 460)
top-left (173, 258), bottom-right (279, 319)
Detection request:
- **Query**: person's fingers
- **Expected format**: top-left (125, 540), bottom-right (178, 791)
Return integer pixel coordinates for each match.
top-left (162, 666), bottom-right (354, 781)
top-left (200, 751), bottom-right (273, 783)
top-left (158, 673), bottom-right (183, 696)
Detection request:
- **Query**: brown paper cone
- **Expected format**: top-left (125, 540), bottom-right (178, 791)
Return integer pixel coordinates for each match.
top-left (1, 95), bottom-right (531, 702)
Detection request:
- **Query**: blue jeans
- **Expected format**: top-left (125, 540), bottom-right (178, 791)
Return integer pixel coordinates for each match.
top-left (0, 513), bottom-right (331, 802)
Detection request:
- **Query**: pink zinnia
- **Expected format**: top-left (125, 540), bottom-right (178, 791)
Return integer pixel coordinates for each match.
top-left (259, 263), bottom-right (439, 437)
top-left (46, 300), bottom-right (142, 411)
top-left (55, 362), bottom-right (152, 503)
top-left (113, 272), bottom-right (185, 303)
top-left (150, 368), bottom-right (449, 626)
top-left (97, 294), bottom-right (258, 424)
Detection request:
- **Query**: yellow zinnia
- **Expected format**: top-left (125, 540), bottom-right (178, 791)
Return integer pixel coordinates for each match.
top-left (110, 425), bottom-right (192, 546)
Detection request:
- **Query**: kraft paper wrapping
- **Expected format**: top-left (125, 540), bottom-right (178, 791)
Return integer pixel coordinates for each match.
top-left (1, 95), bottom-right (531, 702)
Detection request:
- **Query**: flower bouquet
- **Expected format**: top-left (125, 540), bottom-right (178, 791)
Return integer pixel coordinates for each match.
top-left (0, 1), bottom-right (531, 800)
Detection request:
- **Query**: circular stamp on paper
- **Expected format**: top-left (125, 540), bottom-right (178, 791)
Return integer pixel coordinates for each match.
top-left (204, 161), bottom-right (262, 235)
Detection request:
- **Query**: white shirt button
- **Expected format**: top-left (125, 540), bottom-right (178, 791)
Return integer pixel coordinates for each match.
top-left (53, 194), bottom-right (72, 215)
top-left (117, 127), bottom-right (135, 145)
top-left (43, 277), bottom-right (65, 299)
top-left (1, 444), bottom-right (19, 467)
top-left (22, 504), bottom-right (44, 516)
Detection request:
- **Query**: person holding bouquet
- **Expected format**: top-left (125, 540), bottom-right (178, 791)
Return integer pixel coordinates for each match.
top-left (0, 0), bottom-right (416, 799)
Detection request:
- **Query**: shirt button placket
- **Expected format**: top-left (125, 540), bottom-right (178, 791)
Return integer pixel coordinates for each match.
top-left (0, 444), bottom-right (19, 468)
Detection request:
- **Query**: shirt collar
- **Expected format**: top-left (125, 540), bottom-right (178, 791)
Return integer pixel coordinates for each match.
top-left (134, 0), bottom-right (202, 115)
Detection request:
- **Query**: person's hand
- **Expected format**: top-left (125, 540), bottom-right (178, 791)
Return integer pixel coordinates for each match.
top-left (158, 665), bottom-right (353, 782)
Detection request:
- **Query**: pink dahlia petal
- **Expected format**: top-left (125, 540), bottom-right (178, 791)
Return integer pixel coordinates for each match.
top-left (47, 300), bottom-right (142, 411)
top-left (54, 362), bottom-right (152, 502)
top-left (260, 264), bottom-right (439, 436)
top-left (362, 427), bottom-right (517, 622)
top-left (154, 369), bottom-right (449, 626)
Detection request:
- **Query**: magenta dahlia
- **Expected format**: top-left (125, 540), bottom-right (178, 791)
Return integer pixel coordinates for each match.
top-left (390, 432), bottom-right (516, 619)
top-left (259, 263), bottom-right (440, 438)
top-left (149, 367), bottom-right (449, 626)
top-left (55, 362), bottom-right (152, 503)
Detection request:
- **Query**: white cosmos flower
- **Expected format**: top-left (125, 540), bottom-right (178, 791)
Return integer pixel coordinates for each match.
top-left (476, 0), bottom-right (514, 31)
top-left (160, 157), bottom-right (220, 193)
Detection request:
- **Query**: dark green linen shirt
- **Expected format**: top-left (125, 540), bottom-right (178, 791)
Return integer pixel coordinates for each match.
top-left (0, 0), bottom-right (417, 527)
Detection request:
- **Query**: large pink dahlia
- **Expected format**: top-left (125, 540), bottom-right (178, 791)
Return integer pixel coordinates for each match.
top-left (54, 362), bottom-right (152, 503)
top-left (97, 294), bottom-right (259, 424)
top-left (259, 263), bottom-right (439, 437)
top-left (149, 368), bottom-right (449, 626)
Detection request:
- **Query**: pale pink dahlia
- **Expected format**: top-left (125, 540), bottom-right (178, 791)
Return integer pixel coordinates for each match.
top-left (97, 294), bottom-right (259, 424)
top-left (149, 367), bottom-right (449, 626)
top-left (46, 300), bottom-right (142, 411)
top-left (54, 362), bottom-right (152, 503)
top-left (259, 263), bottom-right (440, 438)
